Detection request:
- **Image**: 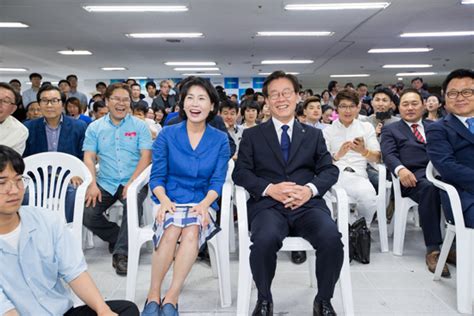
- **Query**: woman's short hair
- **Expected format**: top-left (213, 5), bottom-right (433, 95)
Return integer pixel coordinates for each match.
top-left (177, 77), bottom-right (219, 123)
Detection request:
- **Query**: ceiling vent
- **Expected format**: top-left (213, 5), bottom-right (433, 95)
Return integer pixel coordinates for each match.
top-left (166, 39), bottom-right (181, 43)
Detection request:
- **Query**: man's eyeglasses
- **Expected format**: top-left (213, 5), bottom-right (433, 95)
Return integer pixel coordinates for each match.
top-left (39, 98), bottom-right (61, 106)
top-left (0, 176), bottom-right (30, 194)
top-left (0, 98), bottom-right (15, 107)
top-left (446, 88), bottom-right (474, 99)
top-left (337, 104), bottom-right (358, 111)
top-left (268, 89), bottom-right (295, 101)
top-left (109, 96), bottom-right (131, 103)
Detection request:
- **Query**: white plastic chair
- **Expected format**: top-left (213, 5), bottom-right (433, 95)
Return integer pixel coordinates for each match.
top-left (125, 164), bottom-right (233, 308)
top-left (391, 172), bottom-right (420, 256)
top-left (23, 152), bottom-right (92, 246)
top-left (235, 185), bottom-right (354, 316)
top-left (427, 162), bottom-right (473, 314)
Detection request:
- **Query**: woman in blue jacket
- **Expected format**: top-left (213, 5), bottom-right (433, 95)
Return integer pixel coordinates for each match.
top-left (142, 77), bottom-right (229, 316)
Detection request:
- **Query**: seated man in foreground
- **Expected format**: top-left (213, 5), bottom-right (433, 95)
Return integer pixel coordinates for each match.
top-left (233, 71), bottom-right (343, 316)
top-left (0, 145), bottom-right (139, 316)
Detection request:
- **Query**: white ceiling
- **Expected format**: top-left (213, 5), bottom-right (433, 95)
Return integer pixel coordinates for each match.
top-left (0, 0), bottom-right (473, 90)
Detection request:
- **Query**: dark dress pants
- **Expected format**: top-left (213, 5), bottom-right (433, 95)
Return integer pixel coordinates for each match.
top-left (249, 204), bottom-right (344, 302)
top-left (64, 300), bottom-right (139, 315)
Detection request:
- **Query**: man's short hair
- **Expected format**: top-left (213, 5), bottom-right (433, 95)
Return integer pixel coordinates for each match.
top-left (177, 77), bottom-right (219, 123)
top-left (96, 81), bottom-right (107, 89)
top-left (132, 102), bottom-right (148, 115)
top-left (304, 88), bottom-right (314, 96)
top-left (9, 79), bottom-right (21, 86)
top-left (334, 88), bottom-right (359, 106)
top-left (399, 88), bottom-right (423, 103)
top-left (66, 74), bottom-right (78, 81)
top-left (219, 99), bottom-right (239, 113)
top-left (93, 100), bottom-right (107, 113)
top-left (159, 80), bottom-right (170, 88)
top-left (245, 88), bottom-right (255, 96)
top-left (357, 83), bottom-right (368, 89)
top-left (37, 84), bottom-right (61, 103)
top-left (262, 71), bottom-right (300, 97)
top-left (411, 77), bottom-right (423, 84)
top-left (131, 83), bottom-right (141, 89)
top-left (0, 145), bottom-right (25, 174)
top-left (372, 86), bottom-right (394, 101)
top-left (328, 80), bottom-right (338, 92)
top-left (58, 79), bottom-right (70, 86)
top-left (29, 72), bottom-right (42, 80)
top-left (0, 82), bottom-right (18, 104)
top-left (442, 68), bottom-right (474, 93)
top-left (344, 82), bottom-right (354, 89)
top-left (302, 95), bottom-right (322, 110)
top-left (145, 81), bottom-right (156, 89)
top-left (104, 82), bottom-right (131, 99)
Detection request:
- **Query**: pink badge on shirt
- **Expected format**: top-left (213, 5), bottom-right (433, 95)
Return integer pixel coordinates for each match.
top-left (125, 131), bottom-right (137, 137)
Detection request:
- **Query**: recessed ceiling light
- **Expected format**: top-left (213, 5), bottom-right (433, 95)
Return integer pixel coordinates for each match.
top-left (101, 67), bottom-right (128, 71)
top-left (181, 73), bottom-right (222, 76)
top-left (173, 67), bottom-right (220, 71)
top-left (368, 48), bottom-right (433, 53)
top-left (127, 33), bottom-right (203, 38)
top-left (398, 77), bottom-right (404, 81)
top-left (285, 2), bottom-right (390, 10)
top-left (259, 72), bottom-right (300, 75)
top-left (330, 74), bottom-right (370, 78)
top-left (57, 50), bottom-right (92, 55)
top-left (165, 61), bottom-right (216, 66)
top-left (83, 5), bottom-right (188, 12)
top-left (461, 0), bottom-right (474, 4)
top-left (396, 72), bottom-right (437, 76)
top-left (0, 67), bottom-right (28, 72)
top-left (0, 22), bottom-right (29, 28)
top-left (400, 31), bottom-right (474, 37)
top-left (261, 60), bottom-right (314, 64)
top-left (383, 64), bottom-right (432, 68)
top-left (256, 31), bottom-right (333, 36)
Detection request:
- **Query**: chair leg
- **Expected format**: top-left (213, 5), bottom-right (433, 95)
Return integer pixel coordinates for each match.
top-left (413, 207), bottom-right (420, 227)
top-left (83, 228), bottom-right (94, 249)
top-left (307, 251), bottom-right (316, 288)
top-left (377, 197), bottom-right (389, 252)
top-left (456, 235), bottom-right (473, 314)
top-left (125, 239), bottom-right (141, 302)
top-left (211, 233), bottom-right (232, 308)
top-left (433, 227), bottom-right (455, 281)
top-left (208, 240), bottom-right (218, 278)
top-left (229, 215), bottom-right (236, 253)
top-left (237, 241), bottom-right (252, 316)
top-left (393, 202), bottom-right (410, 256)
top-left (339, 244), bottom-right (355, 316)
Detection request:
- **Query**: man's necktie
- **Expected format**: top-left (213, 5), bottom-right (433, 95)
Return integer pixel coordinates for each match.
top-left (467, 117), bottom-right (474, 134)
top-left (281, 125), bottom-right (291, 162)
top-left (411, 123), bottom-right (425, 143)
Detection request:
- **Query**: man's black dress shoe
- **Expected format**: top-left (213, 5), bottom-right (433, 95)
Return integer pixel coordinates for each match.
top-left (252, 300), bottom-right (273, 316)
top-left (291, 251), bottom-right (307, 264)
top-left (313, 299), bottom-right (337, 316)
top-left (112, 254), bottom-right (128, 276)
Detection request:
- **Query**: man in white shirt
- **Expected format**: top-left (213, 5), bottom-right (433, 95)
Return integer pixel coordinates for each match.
top-left (323, 88), bottom-right (381, 225)
top-left (0, 83), bottom-right (28, 155)
top-left (144, 81), bottom-right (157, 107)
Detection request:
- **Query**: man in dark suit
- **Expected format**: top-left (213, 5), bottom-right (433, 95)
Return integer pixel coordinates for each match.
top-left (233, 71), bottom-right (343, 316)
top-left (426, 69), bottom-right (474, 228)
top-left (23, 84), bottom-right (87, 222)
top-left (381, 88), bottom-right (450, 277)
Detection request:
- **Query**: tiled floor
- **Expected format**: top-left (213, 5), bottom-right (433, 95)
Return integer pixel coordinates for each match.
top-left (85, 221), bottom-right (462, 315)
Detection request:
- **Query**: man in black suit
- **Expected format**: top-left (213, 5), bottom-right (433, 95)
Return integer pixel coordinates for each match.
top-left (381, 88), bottom-right (450, 277)
top-left (233, 71), bottom-right (343, 316)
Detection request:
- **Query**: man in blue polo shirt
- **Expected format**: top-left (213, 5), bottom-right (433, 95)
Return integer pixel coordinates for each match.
top-left (83, 82), bottom-right (152, 276)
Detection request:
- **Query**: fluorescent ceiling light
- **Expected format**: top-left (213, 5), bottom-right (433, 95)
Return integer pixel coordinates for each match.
top-left (101, 67), bottom-right (127, 71)
top-left (165, 61), bottom-right (216, 66)
top-left (58, 50), bottom-right (92, 55)
top-left (401, 31), bottom-right (474, 37)
top-left (128, 76), bottom-right (147, 79)
top-left (181, 73), bottom-right (221, 76)
top-left (257, 31), bottom-right (333, 36)
top-left (397, 77), bottom-right (404, 80)
top-left (0, 22), bottom-right (29, 28)
top-left (261, 60), bottom-right (313, 64)
top-left (461, 0), bottom-right (474, 4)
top-left (0, 67), bottom-right (28, 72)
top-left (285, 2), bottom-right (390, 10)
top-left (259, 72), bottom-right (300, 75)
top-left (396, 72), bottom-right (437, 76)
top-left (83, 5), bottom-right (188, 12)
top-left (173, 67), bottom-right (220, 71)
top-left (383, 64), bottom-right (432, 68)
top-left (368, 48), bottom-right (433, 53)
top-left (330, 74), bottom-right (370, 78)
top-left (127, 33), bottom-right (203, 38)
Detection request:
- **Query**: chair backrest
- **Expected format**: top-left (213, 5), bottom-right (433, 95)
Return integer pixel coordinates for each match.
top-left (23, 152), bottom-right (92, 238)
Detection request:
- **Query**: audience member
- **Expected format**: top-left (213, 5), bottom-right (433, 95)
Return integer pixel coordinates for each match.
top-left (58, 79), bottom-right (71, 100)
top-left (96, 81), bottom-right (107, 96)
top-left (66, 74), bottom-right (88, 107)
top-left (152, 80), bottom-right (177, 112)
top-left (426, 68), bottom-right (474, 228)
top-left (321, 89), bottom-right (331, 107)
top-left (93, 100), bottom-right (109, 120)
top-left (22, 72), bottom-right (42, 107)
top-left (130, 83), bottom-right (148, 110)
top-left (411, 77), bottom-right (430, 100)
top-left (261, 103), bottom-right (271, 123)
top-left (65, 97), bottom-right (93, 125)
top-left (144, 81), bottom-right (157, 107)
top-left (328, 80), bottom-right (340, 103)
top-left (25, 101), bottom-right (42, 121)
top-left (240, 99), bottom-right (260, 129)
top-left (323, 88), bottom-right (381, 225)
top-left (424, 94), bottom-right (444, 121)
top-left (303, 96), bottom-right (326, 129)
top-left (82, 83), bottom-right (152, 276)
top-left (381, 88), bottom-right (450, 277)
top-left (321, 105), bottom-right (334, 125)
top-left (0, 145), bottom-right (140, 316)
top-left (132, 101), bottom-right (161, 139)
top-left (219, 99), bottom-right (243, 160)
top-left (233, 71), bottom-right (343, 316)
top-left (230, 94), bottom-right (238, 103)
top-left (154, 106), bottom-right (167, 127)
top-left (357, 83), bottom-right (373, 116)
top-left (0, 83), bottom-right (28, 155)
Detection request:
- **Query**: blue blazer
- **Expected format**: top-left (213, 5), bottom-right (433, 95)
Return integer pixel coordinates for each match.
top-left (381, 119), bottom-right (433, 180)
top-left (426, 114), bottom-right (474, 211)
top-left (149, 121), bottom-right (230, 209)
top-left (23, 115), bottom-right (87, 160)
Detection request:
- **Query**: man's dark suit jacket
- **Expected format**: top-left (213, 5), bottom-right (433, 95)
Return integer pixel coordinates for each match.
top-left (381, 119), bottom-right (433, 180)
top-left (23, 115), bottom-right (87, 160)
top-left (426, 114), bottom-right (474, 212)
top-left (151, 94), bottom-right (177, 111)
top-left (232, 119), bottom-right (339, 217)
